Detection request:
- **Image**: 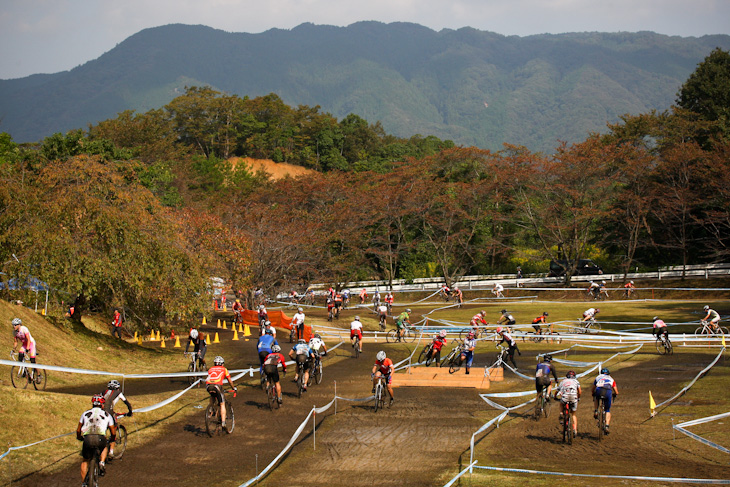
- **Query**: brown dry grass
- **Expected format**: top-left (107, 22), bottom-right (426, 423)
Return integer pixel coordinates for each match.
top-left (228, 157), bottom-right (315, 180)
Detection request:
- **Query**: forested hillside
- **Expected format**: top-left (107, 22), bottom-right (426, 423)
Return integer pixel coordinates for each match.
top-left (1, 49), bottom-right (729, 332)
top-left (1, 22), bottom-right (729, 152)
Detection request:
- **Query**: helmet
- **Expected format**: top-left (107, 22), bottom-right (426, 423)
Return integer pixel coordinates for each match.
top-left (91, 394), bottom-right (105, 407)
top-left (480, 310), bottom-right (486, 316)
top-left (543, 354), bottom-right (552, 362)
top-left (630, 280), bottom-right (634, 284)
top-left (439, 330), bottom-right (447, 338)
top-left (11, 318), bottom-right (21, 326)
top-left (501, 309), bottom-right (507, 314)
top-left (602, 280), bottom-right (606, 284)
top-left (298, 339), bottom-right (306, 344)
top-left (265, 328), bottom-right (273, 335)
top-left (107, 380), bottom-right (121, 390)
top-left (298, 307), bottom-right (303, 312)
top-left (272, 345), bottom-right (281, 353)
top-left (601, 368), bottom-right (609, 375)
top-left (595, 308), bottom-right (600, 313)
top-left (543, 312), bottom-right (548, 316)
top-left (376, 351), bottom-right (386, 361)
top-left (214, 356), bottom-right (224, 366)
top-left (190, 329), bottom-right (199, 339)
top-left (566, 371), bottom-right (576, 378)
top-left (259, 304), bottom-right (264, 309)
top-left (653, 316), bottom-right (658, 321)
top-left (354, 316), bottom-right (360, 321)
top-left (314, 333), bottom-right (321, 339)
top-left (496, 327), bottom-right (503, 334)
top-left (467, 332), bottom-right (475, 339)
top-left (704, 305), bottom-right (710, 311)
top-left (406, 309), bottom-right (411, 313)
top-left (264, 320), bottom-right (271, 327)
top-left (236, 299), bottom-right (240, 303)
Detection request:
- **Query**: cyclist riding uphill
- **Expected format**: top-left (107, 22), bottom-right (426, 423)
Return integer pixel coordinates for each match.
top-left (592, 368), bottom-right (618, 435)
top-left (372, 350), bottom-right (395, 406)
top-left (206, 356), bottom-right (237, 430)
top-left (652, 317), bottom-right (669, 340)
top-left (556, 371), bottom-right (582, 438)
top-left (102, 380), bottom-right (133, 459)
top-left (461, 331), bottom-right (477, 374)
top-left (289, 339), bottom-right (315, 392)
top-left (12, 318), bottom-right (37, 366)
top-left (532, 312), bottom-right (549, 334)
top-left (496, 326), bottom-right (520, 369)
top-left (581, 308), bottom-right (600, 324)
top-left (77, 394), bottom-right (116, 482)
top-left (185, 328), bottom-right (207, 369)
top-left (350, 316), bottom-right (363, 352)
top-left (497, 309), bottom-right (516, 332)
top-left (535, 354), bottom-right (558, 403)
top-left (257, 328), bottom-right (278, 374)
top-left (309, 332), bottom-right (328, 361)
top-left (263, 344), bottom-right (287, 404)
top-left (702, 305), bottom-right (721, 332)
top-left (396, 308), bottom-right (412, 339)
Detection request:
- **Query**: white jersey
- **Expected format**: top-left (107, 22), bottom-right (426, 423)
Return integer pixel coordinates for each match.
top-left (292, 312), bottom-right (305, 325)
top-left (377, 305), bottom-right (388, 315)
top-left (309, 337), bottom-right (325, 352)
top-left (350, 320), bottom-right (363, 331)
top-left (594, 373), bottom-right (615, 390)
top-left (494, 283), bottom-right (504, 292)
top-left (79, 407), bottom-right (115, 436)
top-left (558, 378), bottom-right (580, 402)
top-left (584, 308), bottom-right (597, 318)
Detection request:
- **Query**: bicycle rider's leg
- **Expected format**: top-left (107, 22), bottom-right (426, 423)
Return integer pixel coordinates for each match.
top-left (372, 371), bottom-right (382, 392)
top-left (385, 374), bottom-right (394, 401)
top-left (465, 351), bottom-right (474, 374)
top-left (604, 391), bottom-right (613, 427)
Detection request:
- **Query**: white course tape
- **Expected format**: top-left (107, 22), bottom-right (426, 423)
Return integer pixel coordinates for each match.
top-left (443, 461), bottom-right (478, 487)
top-left (0, 432), bottom-right (74, 461)
top-left (673, 411), bottom-right (730, 454)
top-left (465, 465), bottom-right (730, 484)
top-left (654, 347), bottom-right (726, 411)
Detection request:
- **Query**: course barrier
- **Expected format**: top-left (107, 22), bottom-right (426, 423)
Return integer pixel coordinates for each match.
top-left (673, 412), bottom-right (730, 454)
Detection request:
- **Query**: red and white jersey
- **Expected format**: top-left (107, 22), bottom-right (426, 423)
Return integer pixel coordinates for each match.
top-left (206, 365), bottom-right (231, 385)
top-left (14, 326), bottom-right (35, 347)
top-left (653, 319), bottom-right (666, 329)
top-left (583, 308), bottom-right (597, 318)
top-left (79, 407), bottom-right (114, 436)
top-left (470, 314), bottom-right (486, 325)
top-left (558, 378), bottom-right (581, 402)
top-left (375, 358), bottom-right (394, 375)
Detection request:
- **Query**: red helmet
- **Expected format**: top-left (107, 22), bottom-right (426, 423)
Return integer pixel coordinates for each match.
top-left (91, 394), bottom-right (105, 407)
top-left (496, 327), bottom-right (503, 334)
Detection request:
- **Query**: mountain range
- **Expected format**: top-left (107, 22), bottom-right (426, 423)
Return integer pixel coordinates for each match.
top-left (2, 22), bottom-right (729, 152)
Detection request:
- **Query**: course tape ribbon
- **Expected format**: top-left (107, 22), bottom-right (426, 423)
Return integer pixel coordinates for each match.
top-left (653, 347), bottom-right (725, 411)
top-left (673, 411), bottom-right (730, 454)
top-left (0, 432), bottom-right (74, 461)
top-left (464, 465), bottom-right (730, 485)
top-left (443, 461), bottom-right (478, 487)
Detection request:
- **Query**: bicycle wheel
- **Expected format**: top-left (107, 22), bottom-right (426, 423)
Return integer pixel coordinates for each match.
top-left (114, 424), bottom-right (127, 460)
top-left (550, 333), bottom-right (562, 344)
top-left (597, 401), bottom-right (605, 441)
top-left (418, 345), bottom-right (429, 364)
top-left (379, 319), bottom-right (386, 332)
top-left (10, 366), bottom-right (25, 389)
top-left (297, 373), bottom-right (303, 398)
top-left (187, 362), bottom-right (196, 386)
top-left (695, 326), bottom-right (706, 335)
top-left (665, 339), bottom-right (673, 355)
top-left (567, 414), bottom-right (574, 445)
top-left (267, 382), bottom-right (276, 410)
top-left (315, 361), bottom-right (323, 384)
top-left (33, 367), bottom-right (47, 390)
top-left (289, 328), bottom-right (295, 343)
top-left (225, 402), bottom-right (235, 434)
top-left (449, 355), bottom-right (462, 374)
top-left (205, 402), bottom-right (220, 437)
top-left (403, 329), bottom-right (416, 342)
top-left (655, 338), bottom-right (666, 354)
top-left (373, 384), bottom-right (382, 413)
top-left (543, 394), bottom-right (550, 418)
top-left (425, 350), bottom-right (435, 367)
top-left (720, 327), bottom-right (730, 335)
top-left (386, 330), bottom-right (397, 343)
top-left (354, 338), bottom-right (360, 358)
top-left (440, 350), bottom-right (454, 367)
top-left (86, 454), bottom-right (99, 487)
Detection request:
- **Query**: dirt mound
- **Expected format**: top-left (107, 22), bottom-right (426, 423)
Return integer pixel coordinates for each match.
top-left (229, 157), bottom-right (315, 180)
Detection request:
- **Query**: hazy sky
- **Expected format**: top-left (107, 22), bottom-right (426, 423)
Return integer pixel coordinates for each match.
top-left (2, 0), bottom-right (729, 79)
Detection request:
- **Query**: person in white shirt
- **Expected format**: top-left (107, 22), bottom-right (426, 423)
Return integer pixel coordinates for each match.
top-left (290, 307), bottom-right (306, 340)
top-left (350, 316), bottom-right (363, 352)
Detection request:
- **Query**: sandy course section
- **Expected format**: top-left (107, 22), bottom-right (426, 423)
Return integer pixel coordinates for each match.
top-left (229, 157), bottom-right (315, 180)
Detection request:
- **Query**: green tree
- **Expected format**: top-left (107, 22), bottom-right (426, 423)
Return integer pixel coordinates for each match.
top-left (676, 48), bottom-right (730, 138)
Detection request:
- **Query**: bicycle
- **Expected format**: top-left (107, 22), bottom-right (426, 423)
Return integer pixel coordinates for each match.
top-left (372, 375), bottom-right (387, 413)
top-left (352, 335), bottom-right (361, 358)
top-left (695, 320), bottom-right (729, 336)
top-left (295, 361), bottom-right (307, 398)
top-left (265, 374), bottom-right (280, 411)
top-left (107, 413), bottom-right (129, 461)
top-left (418, 342), bottom-right (437, 366)
top-left (440, 340), bottom-right (464, 367)
top-left (489, 344), bottom-right (509, 370)
top-left (534, 383), bottom-right (552, 420)
top-left (448, 348), bottom-right (465, 374)
top-left (378, 313), bottom-right (387, 332)
top-left (523, 330), bottom-right (562, 344)
top-left (386, 325), bottom-right (415, 343)
top-left (596, 394), bottom-right (614, 441)
top-left (310, 356), bottom-right (323, 385)
top-left (9, 350), bottom-right (47, 390)
top-left (84, 439), bottom-right (104, 487)
top-left (560, 400), bottom-right (574, 444)
top-left (205, 389), bottom-right (235, 437)
top-left (289, 325), bottom-right (297, 343)
top-left (655, 333), bottom-right (673, 355)
top-left (571, 319), bottom-right (601, 334)
top-left (184, 351), bottom-right (206, 387)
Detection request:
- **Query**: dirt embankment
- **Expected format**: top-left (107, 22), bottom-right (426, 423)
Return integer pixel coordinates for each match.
top-left (228, 157), bottom-right (315, 180)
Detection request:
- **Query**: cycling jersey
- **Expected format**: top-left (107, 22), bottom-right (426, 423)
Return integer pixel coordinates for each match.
top-left (385, 294), bottom-right (393, 304)
top-left (102, 389), bottom-right (131, 417)
top-left (532, 316), bottom-right (545, 324)
top-left (334, 295), bottom-right (343, 307)
top-left (583, 308), bottom-right (597, 319)
top-left (594, 373), bottom-right (615, 390)
top-left (185, 335), bottom-right (206, 354)
top-left (396, 312), bottom-right (409, 328)
top-left (377, 305), bottom-right (388, 315)
top-left (706, 309), bottom-right (720, 321)
top-left (494, 284), bottom-right (504, 293)
top-left (264, 352), bottom-right (287, 370)
top-left (471, 314), bottom-right (487, 326)
top-left (653, 319), bottom-right (667, 329)
top-left (499, 332), bottom-right (515, 346)
top-left (350, 320), bottom-right (363, 331)
top-left (309, 337), bottom-right (325, 352)
top-left (374, 358), bottom-right (394, 375)
top-left (79, 407), bottom-right (114, 436)
top-left (432, 336), bottom-right (447, 351)
top-left (257, 334), bottom-right (277, 353)
top-left (14, 325), bottom-right (35, 348)
top-left (498, 314), bottom-right (515, 326)
top-left (558, 378), bottom-right (580, 402)
top-left (293, 342), bottom-right (312, 356)
top-left (206, 365), bottom-right (231, 385)
top-left (535, 362), bottom-right (557, 380)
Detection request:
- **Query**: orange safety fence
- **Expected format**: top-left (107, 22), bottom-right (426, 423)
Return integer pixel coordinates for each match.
top-left (240, 310), bottom-right (312, 341)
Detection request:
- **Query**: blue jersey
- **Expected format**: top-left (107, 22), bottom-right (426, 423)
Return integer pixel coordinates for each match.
top-left (535, 362), bottom-right (555, 379)
top-left (293, 343), bottom-right (312, 356)
top-left (257, 335), bottom-right (277, 353)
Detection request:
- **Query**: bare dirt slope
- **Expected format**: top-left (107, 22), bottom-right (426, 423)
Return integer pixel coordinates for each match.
top-left (229, 157), bottom-right (315, 180)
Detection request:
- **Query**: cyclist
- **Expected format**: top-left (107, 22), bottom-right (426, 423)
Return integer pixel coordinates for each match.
top-left (289, 339), bottom-right (315, 392)
top-left (257, 327), bottom-right (278, 375)
top-left (102, 380), bottom-right (133, 459)
top-left (184, 328), bottom-right (207, 369)
top-left (471, 310), bottom-right (488, 328)
top-left (359, 288), bottom-right (368, 304)
top-left (77, 394), bottom-right (116, 483)
top-left (556, 371), bottom-right (582, 438)
top-left (263, 345), bottom-right (287, 404)
top-left (581, 308), bottom-right (600, 327)
top-left (588, 281), bottom-right (601, 300)
top-left (460, 331), bottom-right (477, 374)
top-left (492, 282), bottom-right (504, 298)
top-left (599, 280), bottom-right (609, 299)
top-left (333, 292), bottom-right (343, 318)
top-left (263, 320), bottom-right (277, 338)
top-left (452, 286), bottom-right (463, 306)
top-left (233, 298), bottom-right (245, 325)
top-left (342, 288), bottom-right (351, 308)
top-left (592, 367), bottom-right (618, 435)
top-left (372, 350), bottom-right (395, 405)
top-left (532, 312), bottom-right (549, 335)
top-left (652, 316), bottom-right (669, 342)
top-left (702, 305), bottom-right (721, 332)
top-left (11, 318), bottom-right (37, 367)
top-left (326, 295), bottom-right (335, 320)
top-left (430, 330), bottom-right (448, 366)
top-left (350, 316), bottom-right (363, 353)
top-left (439, 283), bottom-right (451, 300)
top-left (290, 307), bottom-right (306, 340)
top-left (376, 302), bottom-right (389, 329)
top-left (206, 356), bottom-right (237, 429)
top-left (535, 354), bottom-right (558, 403)
top-left (256, 303), bottom-right (268, 333)
top-left (497, 309), bottom-right (516, 332)
top-left (384, 292), bottom-right (394, 312)
top-left (308, 332), bottom-right (328, 367)
top-left (396, 308), bottom-right (412, 340)
top-left (623, 280), bottom-right (636, 298)
top-left (372, 289), bottom-right (381, 307)
top-left (111, 309), bottom-right (123, 340)
top-left (496, 326), bottom-right (520, 369)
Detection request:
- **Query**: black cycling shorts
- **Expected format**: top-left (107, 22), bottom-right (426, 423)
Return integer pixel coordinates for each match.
top-left (81, 434), bottom-right (107, 460)
top-left (259, 350), bottom-right (270, 365)
top-left (264, 364), bottom-right (280, 383)
top-left (295, 354), bottom-right (311, 370)
top-left (207, 384), bottom-right (224, 404)
top-left (535, 376), bottom-right (551, 392)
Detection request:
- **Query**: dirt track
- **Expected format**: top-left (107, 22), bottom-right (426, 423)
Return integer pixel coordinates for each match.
top-left (19, 307), bottom-right (730, 486)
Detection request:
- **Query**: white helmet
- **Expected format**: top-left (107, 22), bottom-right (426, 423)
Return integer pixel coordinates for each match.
top-left (259, 304), bottom-right (264, 310)
top-left (214, 356), bottom-right (224, 366)
top-left (376, 351), bottom-right (386, 361)
top-left (439, 330), bottom-right (447, 338)
top-left (272, 345), bottom-right (281, 353)
top-left (355, 315), bottom-right (360, 321)
top-left (190, 329), bottom-right (199, 339)
top-left (12, 318), bottom-right (22, 326)
top-left (298, 307), bottom-right (303, 313)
